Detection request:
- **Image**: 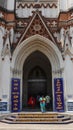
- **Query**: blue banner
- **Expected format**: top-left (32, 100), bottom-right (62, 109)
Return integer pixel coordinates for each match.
top-left (11, 78), bottom-right (20, 112)
top-left (54, 78), bottom-right (64, 112)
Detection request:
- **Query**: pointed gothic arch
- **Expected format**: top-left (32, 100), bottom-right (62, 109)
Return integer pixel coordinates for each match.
top-left (12, 34), bottom-right (63, 71)
top-left (11, 34), bottom-right (64, 111)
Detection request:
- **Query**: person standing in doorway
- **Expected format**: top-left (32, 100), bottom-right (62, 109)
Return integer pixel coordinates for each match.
top-left (39, 96), bottom-right (46, 112)
top-left (28, 96), bottom-right (36, 108)
top-left (45, 95), bottom-right (51, 110)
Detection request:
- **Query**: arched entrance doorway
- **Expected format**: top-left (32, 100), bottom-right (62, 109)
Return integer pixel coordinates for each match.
top-left (12, 35), bottom-right (64, 112)
top-left (22, 51), bottom-right (52, 111)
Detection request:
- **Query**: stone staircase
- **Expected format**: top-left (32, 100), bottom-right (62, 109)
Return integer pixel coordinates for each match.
top-left (0, 112), bottom-right (73, 124)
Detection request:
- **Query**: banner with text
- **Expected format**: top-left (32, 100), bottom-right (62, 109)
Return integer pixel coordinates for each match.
top-left (11, 78), bottom-right (20, 112)
top-left (54, 78), bottom-right (64, 112)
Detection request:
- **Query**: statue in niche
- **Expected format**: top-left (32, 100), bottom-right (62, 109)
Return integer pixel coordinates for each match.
top-left (60, 28), bottom-right (65, 48)
top-left (1, 29), bottom-right (11, 58)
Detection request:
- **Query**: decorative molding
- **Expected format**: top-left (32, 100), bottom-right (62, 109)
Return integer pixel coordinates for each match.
top-left (17, 11), bottom-right (56, 45)
top-left (16, 3), bottom-right (57, 9)
top-left (53, 68), bottom-right (64, 75)
top-left (0, 3), bottom-right (73, 53)
top-left (33, 24), bottom-right (41, 31)
top-left (11, 68), bottom-right (22, 75)
top-left (17, 20), bottom-right (28, 27)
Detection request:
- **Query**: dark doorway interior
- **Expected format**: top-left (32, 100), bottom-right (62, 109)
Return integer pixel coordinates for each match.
top-left (28, 66), bottom-right (47, 97)
top-left (22, 51), bottom-right (52, 111)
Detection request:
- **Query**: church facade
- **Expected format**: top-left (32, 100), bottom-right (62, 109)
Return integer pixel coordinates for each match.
top-left (0, 0), bottom-right (73, 113)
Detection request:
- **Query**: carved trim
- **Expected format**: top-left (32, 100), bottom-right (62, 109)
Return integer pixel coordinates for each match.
top-left (17, 3), bottom-right (57, 9)
top-left (17, 11), bottom-right (56, 45)
top-left (11, 68), bottom-right (22, 75)
top-left (53, 68), bottom-right (64, 75)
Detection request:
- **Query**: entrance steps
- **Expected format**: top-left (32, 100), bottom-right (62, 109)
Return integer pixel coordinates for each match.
top-left (0, 112), bottom-right (73, 124)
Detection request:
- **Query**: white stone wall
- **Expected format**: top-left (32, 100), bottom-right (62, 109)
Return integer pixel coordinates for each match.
top-left (40, 7), bottom-right (59, 18)
top-left (53, 26), bottom-right (73, 110)
top-left (64, 55), bottom-right (73, 100)
top-left (0, 26), bottom-right (5, 99)
top-left (16, 6), bottom-right (59, 18)
top-left (60, 0), bottom-right (73, 11)
top-left (60, 0), bottom-right (68, 11)
top-left (0, 27), bottom-right (12, 112)
top-left (7, 0), bottom-right (15, 10)
top-left (67, 0), bottom-right (73, 9)
top-left (1, 56), bottom-right (11, 111)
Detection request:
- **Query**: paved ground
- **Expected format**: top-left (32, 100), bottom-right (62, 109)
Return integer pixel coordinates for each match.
top-left (0, 122), bottom-right (73, 130)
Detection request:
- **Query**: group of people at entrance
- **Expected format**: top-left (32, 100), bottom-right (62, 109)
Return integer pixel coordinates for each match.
top-left (28, 95), bottom-right (50, 112)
